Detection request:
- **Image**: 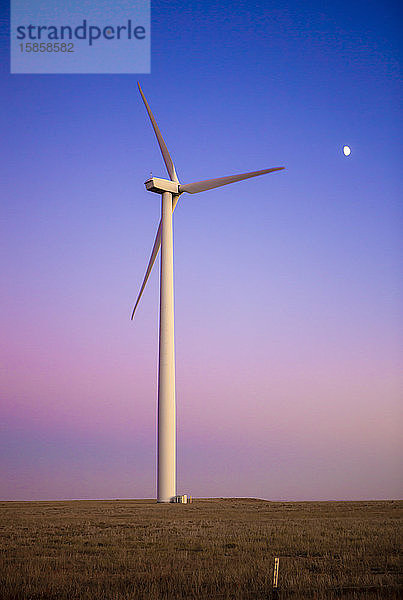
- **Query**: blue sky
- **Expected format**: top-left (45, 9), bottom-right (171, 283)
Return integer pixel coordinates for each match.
top-left (0, 0), bottom-right (402, 501)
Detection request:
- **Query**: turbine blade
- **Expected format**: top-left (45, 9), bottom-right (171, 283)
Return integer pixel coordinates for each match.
top-left (172, 194), bottom-right (181, 211)
top-left (131, 222), bottom-right (161, 320)
top-left (138, 82), bottom-right (179, 183)
top-left (131, 194), bottom-right (182, 319)
top-left (179, 167), bottom-right (284, 194)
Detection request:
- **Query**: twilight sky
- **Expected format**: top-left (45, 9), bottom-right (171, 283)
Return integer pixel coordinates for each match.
top-left (1, 0), bottom-right (402, 501)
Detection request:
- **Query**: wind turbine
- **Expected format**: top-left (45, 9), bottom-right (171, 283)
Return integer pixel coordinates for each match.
top-left (132, 83), bottom-right (284, 503)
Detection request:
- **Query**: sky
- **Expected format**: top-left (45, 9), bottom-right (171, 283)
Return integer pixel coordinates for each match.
top-left (0, 0), bottom-right (402, 501)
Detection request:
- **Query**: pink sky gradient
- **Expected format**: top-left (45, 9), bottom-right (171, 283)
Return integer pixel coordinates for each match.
top-left (1, 1), bottom-right (401, 501)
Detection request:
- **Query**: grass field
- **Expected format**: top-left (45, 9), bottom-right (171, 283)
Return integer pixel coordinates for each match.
top-left (0, 498), bottom-right (401, 599)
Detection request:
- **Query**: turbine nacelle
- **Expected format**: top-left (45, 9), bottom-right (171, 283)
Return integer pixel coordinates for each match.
top-left (145, 177), bottom-right (180, 195)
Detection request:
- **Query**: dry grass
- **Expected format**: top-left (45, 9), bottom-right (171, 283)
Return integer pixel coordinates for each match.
top-left (0, 498), bottom-right (401, 599)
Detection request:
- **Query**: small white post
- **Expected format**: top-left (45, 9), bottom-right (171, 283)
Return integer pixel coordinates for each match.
top-left (273, 557), bottom-right (280, 589)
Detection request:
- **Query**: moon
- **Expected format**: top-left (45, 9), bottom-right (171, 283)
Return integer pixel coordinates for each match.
top-left (343, 145), bottom-right (351, 156)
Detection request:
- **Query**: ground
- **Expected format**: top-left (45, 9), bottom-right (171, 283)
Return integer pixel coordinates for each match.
top-left (0, 498), bottom-right (401, 599)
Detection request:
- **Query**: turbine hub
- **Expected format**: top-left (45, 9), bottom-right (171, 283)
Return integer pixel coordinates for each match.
top-left (145, 177), bottom-right (179, 194)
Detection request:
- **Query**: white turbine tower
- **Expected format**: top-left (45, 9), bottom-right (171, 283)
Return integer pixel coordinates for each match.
top-left (132, 83), bottom-right (284, 503)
